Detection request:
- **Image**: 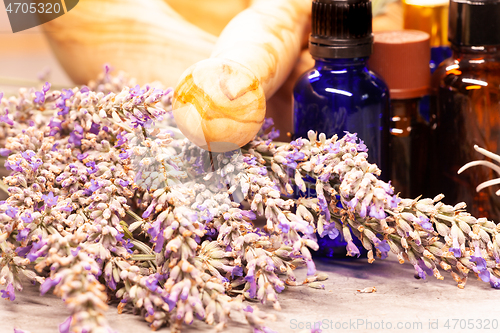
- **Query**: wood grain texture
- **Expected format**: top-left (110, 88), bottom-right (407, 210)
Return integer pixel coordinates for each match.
top-left (173, 59), bottom-right (265, 152)
top-left (41, 0), bottom-right (217, 88)
top-left (173, 0), bottom-right (310, 151)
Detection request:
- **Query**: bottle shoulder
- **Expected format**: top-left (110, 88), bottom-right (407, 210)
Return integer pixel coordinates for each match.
top-left (432, 56), bottom-right (500, 88)
top-left (431, 58), bottom-right (500, 86)
top-left (293, 66), bottom-right (389, 97)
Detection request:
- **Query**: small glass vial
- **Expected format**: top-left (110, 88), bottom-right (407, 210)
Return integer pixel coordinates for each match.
top-left (293, 0), bottom-right (390, 258)
top-left (402, 0), bottom-right (452, 73)
top-left (368, 30), bottom-right (431, 198)
top-left (402, 0), bottom-right (452, 123)
top-left (430, 0), bottom-right (500, 219)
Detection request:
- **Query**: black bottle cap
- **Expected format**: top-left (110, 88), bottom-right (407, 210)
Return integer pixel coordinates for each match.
top-left (309, 0), bottom-right (373, 59)
top-left (449, 0), bottom-right (500, 46)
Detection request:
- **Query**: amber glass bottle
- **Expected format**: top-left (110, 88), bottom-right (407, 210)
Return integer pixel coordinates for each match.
top-left (369, 30), bottom-right (431, 198)
top-left (431, 0), bottom-right (500, 219)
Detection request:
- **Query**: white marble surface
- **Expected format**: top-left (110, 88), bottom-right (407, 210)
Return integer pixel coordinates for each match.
top-left (1, 254), bottom-right (500, 333)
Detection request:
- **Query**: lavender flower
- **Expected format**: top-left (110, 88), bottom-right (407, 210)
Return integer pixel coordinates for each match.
top-left (0, 283), bottom-right (15, 301)
top-left (0, 70), bottom-right (499, 333)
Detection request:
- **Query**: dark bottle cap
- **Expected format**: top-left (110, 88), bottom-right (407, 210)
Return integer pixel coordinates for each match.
top-left (449, 0), bottom-right (500, 46)
top-left (309, 0), bottom-right (373, 59)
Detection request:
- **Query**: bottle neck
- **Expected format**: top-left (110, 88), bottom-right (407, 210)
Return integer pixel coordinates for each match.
top-left (451, 44), bottom-right (500, 62)
top-left (314, 57), bottom-right (369, 71)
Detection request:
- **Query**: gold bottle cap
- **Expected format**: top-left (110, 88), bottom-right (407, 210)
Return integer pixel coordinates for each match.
top-left (402, 0), bottom-right (449, 47)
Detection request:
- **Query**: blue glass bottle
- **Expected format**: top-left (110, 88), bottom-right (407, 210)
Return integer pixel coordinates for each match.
top-left (293, 58), bottom-right (390, 175)
top-left (293, 0), bottom-right (390, 258)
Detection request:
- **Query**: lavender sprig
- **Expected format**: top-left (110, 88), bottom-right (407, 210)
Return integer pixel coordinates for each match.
top-left (249, 130), bottom-right (500, 289)
top-left (2, 70), bottom-right (500, 333)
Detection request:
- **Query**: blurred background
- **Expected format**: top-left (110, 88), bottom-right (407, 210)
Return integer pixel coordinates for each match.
top-left (0, 0), bottom-right (402, 140)
top-left (0, 3), bottom-right (71, 95)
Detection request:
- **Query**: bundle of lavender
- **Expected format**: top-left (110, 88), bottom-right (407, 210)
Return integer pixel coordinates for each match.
top-left (0, 70), bottom-right (499, 333)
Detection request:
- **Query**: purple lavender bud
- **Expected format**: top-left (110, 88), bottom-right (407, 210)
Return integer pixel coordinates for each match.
top-left (373, 239), bottom-right (390, 259)
top-left (154, 232), bottom-right (165, 253)
top-left (0, 283), bottom-right (15, 301)
top-left (471, 255), bottom-right (487, 271)
top-left (306, 259), bottom-right (316, 276)
top-left (80, 86), bottom-right (90, 93)
top-left (369, 205), bottom-right (386, 220)
top-left (290, 138), bottom-right (304, 149)
top-left (21, 212), bottom-right (33, 224)
top-left (245, 276), bottom-right (257, 298)
top-left (418, 216), bottom-right (433, 231)
top-left (388, 195), bottom-right (401, 209)
top-left (320, 223), bottom-right (339, 240)
top-left (231, 265), bottom-right (243, 277)
top-left (115, 131), bottom-right (127, 147)
top-left (343, 132), bottom-right (358, 143)
top-left (261, 327), bottom-right (278, 333)
top-left (318, 172), bottom-right (331, 182)
top-left (42, 82), bottom-right (51, 93)
top-left (77, 153), bottom-right (88, 160)
top-left (478, 269), bottom-right (491, 283)
top-left (145, 277), bottom-right (159, 292)
top-left (243, 305), bottom-right (253, 313)
top-left (268, 128), bottom-right (280, 140)
top-left (16, 245), bottom-right (31, 257)
top-left (40, 276), bottom-right (61, 295)
top-left (450, 238), bottom-right (461, 258)
top-left (328, 141), bottom-right (341, 154)
top-left (240, 210), bottom-right (256, 220)
top-left (68, 130), bottom-right (83, 146)
top-left (34, 91), bottom-right (45, 104)
top-left (261, 118), bottom-right (274, 132)
top-left (57, 106), bottom-right (70, 116)
top-left (89, 179), bottom-right (101, 192)
top-left (116, 179), bottom-right (129, 187)
top-left (356, 139), bottom-right (368, 152)
top-left (89, 122), bottom-right (100, 135)
top-left (142, 203), bottom-right (155, 219)
top-left (107, 275), bottom-right (117, 290)
top-left (0, 148), bottom-right (10, 156)
top-left (58, 316), bottom-right (72, 333)
top-left (346, 197), bottom-right (358, 210)
top-left (0, 111), bottom-right (14, 126)
top-left (60, 202), bottom-right (73, 212)
top-left (118, 151), bottom-right (131, 160)
top-left (490, 274), bottom-right (500, 289)
top-left (414, 264), bottom-right (427, 280)
top-left (42, 192), bottom-right (58, 207)
top-left (61, 89), bottom-right (74, 100)
top-left (70, 247), bottom-right (80, 257)
top-left (346, 240), bottom-right (361, 257)
top-left (86, 161), bottom-right (98, 174)
top-left (311, 322), bottom-right (323, 333)
top-left (317, 194), bottom-right (330, 221)
top-left (5, 206), bottom-right (18, 218)
top-left (16, 228), bottom-right (30, 242)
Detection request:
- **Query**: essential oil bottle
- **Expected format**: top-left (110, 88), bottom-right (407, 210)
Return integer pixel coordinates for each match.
top-left (292, 0), bottom-right (390, 257)
top-left (402, 0), bottom-right (452, 73)
top-left (430, 0), bottom-right (500, 219)
top-left (368, 30), bottom-right (431, 198)
top-left (293, 0), bottom-right (390, 178)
